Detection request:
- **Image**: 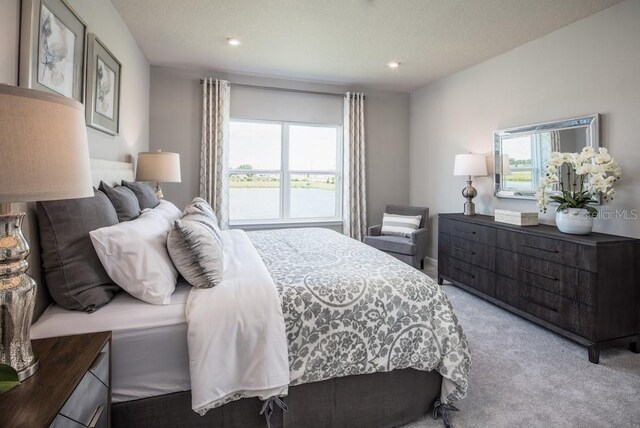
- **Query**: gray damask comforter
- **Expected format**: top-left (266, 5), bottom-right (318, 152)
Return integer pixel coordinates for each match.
top-left (248, 228), bottom-right (471, 404)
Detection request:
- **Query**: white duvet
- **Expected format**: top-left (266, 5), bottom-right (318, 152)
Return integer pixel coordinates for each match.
top-left (186, 229), bottom-right (289, 415)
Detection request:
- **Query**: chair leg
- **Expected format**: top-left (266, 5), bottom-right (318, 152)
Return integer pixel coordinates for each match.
top-left (420, 259), bottom-right (424, 270)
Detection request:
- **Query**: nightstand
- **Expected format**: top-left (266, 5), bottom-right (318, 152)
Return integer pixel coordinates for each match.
top-left (0, 331), bottom-right (112, 427)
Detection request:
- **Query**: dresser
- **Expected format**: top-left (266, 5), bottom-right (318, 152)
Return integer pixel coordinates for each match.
top-left (0, 332), bottom-right (111, 427)
top-left (438, 214), bottom-right (640, 363)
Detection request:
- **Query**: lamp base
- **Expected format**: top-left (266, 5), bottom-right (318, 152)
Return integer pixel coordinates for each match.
top-left (461, 177), bottom-right (478, 216)
top-left (154, 183), bottom-right (164, 200)
top-left (463, 201), bottom-right (476, 216)
top-left (0, 212), bottom-right (39, 381)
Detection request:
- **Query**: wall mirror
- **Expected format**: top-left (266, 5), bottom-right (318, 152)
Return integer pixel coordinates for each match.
top-left (494, 114), bottom-right (599, 200)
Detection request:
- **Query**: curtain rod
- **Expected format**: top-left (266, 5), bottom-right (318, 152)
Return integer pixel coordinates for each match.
top-left (199, 80), bottom-right (364, 99)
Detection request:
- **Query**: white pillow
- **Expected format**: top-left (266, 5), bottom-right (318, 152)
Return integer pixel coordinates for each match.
top-left (145, 199), bottom-right (182, 222)
top-left (90, 209), bottom-right (177, 305)
top-left (381, 213), bottom-right (422, 237)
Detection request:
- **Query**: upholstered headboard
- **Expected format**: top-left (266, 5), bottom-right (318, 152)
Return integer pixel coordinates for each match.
top-left (31, 158), bottom-right (135, 321)
top-left (89, 158), bottom-right (135, 187)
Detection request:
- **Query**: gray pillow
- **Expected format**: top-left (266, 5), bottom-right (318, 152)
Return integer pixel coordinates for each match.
top-left (37, 189), bottom-right (121, 312)
top-left (167, 208), bottom-right (223, 289)
top-left (99, 181), bottom-right (141, 222)
top-left (121, 180), bottom-right (159, 209)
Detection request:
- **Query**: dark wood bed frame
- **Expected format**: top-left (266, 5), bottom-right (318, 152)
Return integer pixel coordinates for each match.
top-left (112, 368), bottom-right (442, 428)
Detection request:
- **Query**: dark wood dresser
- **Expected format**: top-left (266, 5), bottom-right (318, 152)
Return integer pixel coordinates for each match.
top-left (438, 213), bottom-right (640, 363)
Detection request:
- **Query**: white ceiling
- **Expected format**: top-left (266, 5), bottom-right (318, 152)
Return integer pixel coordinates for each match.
top-left (112, 0), bottom-right (624, 91)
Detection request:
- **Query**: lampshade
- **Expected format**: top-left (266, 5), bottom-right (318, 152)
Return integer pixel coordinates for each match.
top-left (453, 154), bottom-right (488, 177)
top-left (501, 154), bottom-right (512, 176)
top-left (0, 84), bottom-right (93, 203)
top-left (135, 151), bottom-right (182, 183)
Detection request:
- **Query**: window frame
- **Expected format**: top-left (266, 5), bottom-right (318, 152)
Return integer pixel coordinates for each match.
top-left (228, 118), bottom-right (343, 227)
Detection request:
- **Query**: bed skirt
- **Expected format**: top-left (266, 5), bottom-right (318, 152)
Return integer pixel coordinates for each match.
top-left (112, 368), bottom-right (442, 428)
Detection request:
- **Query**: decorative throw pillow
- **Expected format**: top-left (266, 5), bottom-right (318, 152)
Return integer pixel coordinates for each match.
top-left (90, 209), bottom-right (177, 305)
top-left (167, 200), bottom-right (224, 288)
top-left (187, 197), bottom-right (218, 223)
top-left (121, 180), bottom-right (159, 209)
top-left (183, 197), bottom-right (221, 238)
top-left (167, 219), bottom-right (224, 289)
top-left (98, 181), bottom-right (141, 222)
top-left (37, 189), bottom-right (121, 312)
top-left (381, 213), bottom-right (422, 237)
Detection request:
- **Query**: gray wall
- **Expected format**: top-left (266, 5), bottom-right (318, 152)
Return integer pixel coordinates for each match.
top-left (150, 66), bottom-right (411, 229)
top-left (0, 0), bottom-right (150, 162)
top-left (410, 0), bottom-right (640, 259)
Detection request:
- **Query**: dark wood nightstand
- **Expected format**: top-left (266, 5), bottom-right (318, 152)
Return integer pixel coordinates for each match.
top-left (0, 331), bottom-right (112, 427)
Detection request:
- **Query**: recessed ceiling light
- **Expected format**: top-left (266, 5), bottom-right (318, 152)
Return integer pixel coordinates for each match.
top-left (227, 38), bottom-right (241, 46)
top-left (387, 61), bottom-right (401, 69)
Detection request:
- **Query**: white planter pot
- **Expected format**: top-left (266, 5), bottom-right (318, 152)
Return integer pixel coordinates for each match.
top-left (555, 208), bottom-right (593, 235)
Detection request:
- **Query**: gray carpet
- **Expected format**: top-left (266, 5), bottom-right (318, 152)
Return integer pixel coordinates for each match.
top-left (404, 283), bottom-right (640, 428)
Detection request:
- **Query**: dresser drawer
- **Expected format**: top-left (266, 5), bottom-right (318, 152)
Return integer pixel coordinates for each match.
top-left (57, 353), bottom-right (109, 427)
top-left (440, 217), bottom-right (496, 246)
top-left (497, 229), bottom-right (586, 270)
top-left (51, 415), bottom-right (85, 428)
top-left (496, 249), bottom-right (597, 306)
top-left (521, 285), bottom-right (596, 339)
top-left (497, 275), bottom-right (595, 339)
top-left (50, 409), bottom-right (107, 428)
top-left (496, 275), bottom-right (524, 310)
top-left (90, 343), bottom-right (110, 386)
top-left (439, 234), bottom-right (496, 269)
top-left (441, 256), bottom-right (496, 297)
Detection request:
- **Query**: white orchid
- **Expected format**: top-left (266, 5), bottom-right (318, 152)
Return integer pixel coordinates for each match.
top-left (537, 145), bottom-right (621, 214)
top-left (547, 153), bottom-right (564, 167)
top-left (594, 147), bottom-right (612, 164)
top-left (581, 146), bottom-right (595, 156)
top-left (575, 164), bottom-right (593, 175)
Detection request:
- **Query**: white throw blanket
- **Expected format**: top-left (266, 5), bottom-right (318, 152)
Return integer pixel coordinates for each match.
top-left (186, 230), bottom-right (289, 415)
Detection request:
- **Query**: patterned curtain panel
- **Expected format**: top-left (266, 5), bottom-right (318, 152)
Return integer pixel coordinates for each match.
top-left (549, 130), bottom-right (561, 152)
top-left (200, 78), bottom-right (230, 229)
top-left (343, 92), bottom-right (367, 241)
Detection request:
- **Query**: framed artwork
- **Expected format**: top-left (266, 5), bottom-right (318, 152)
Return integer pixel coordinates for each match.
top-left (19, 0), bottom-right (85, 102)
top-left (85, 34), bottom-right (121, 135)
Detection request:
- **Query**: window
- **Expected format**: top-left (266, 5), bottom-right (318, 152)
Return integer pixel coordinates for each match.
top-left (229, 120), bottom-right (342, 224)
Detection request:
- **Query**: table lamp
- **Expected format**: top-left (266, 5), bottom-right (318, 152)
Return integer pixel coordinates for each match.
top-left (0, 84), bottom-right (93, 380)
top-left (453, 153), bottom-right (488, 216)
top-left (135, 150), bottom-right (182, 199)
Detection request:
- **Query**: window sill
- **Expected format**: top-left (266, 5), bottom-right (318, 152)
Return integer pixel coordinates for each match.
top-left (230, 219), bottom-right (343, 230)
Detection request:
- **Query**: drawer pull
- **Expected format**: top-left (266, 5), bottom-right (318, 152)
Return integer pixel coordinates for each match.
top-left (453, 246), bottom-right (476, 255)
top-left (453, 267), bottom-right (475, 279)
top-left (88, 404), bottom-right (105, 428)
top-left (90, 352), bottom-right (106, 372)
top-left (522, 243), bottom-right (558, 253)
top-left (522, 296), bottom-right (558, 313)
top-left (453, 229), bottom-right (476, 235)
top-left (521, 268), bottom-right (558, 281)
top-left (455, 229), bottom-right (476, 235)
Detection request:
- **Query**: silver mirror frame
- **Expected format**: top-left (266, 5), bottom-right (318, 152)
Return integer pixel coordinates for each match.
top-left (494, 114), bottom-right (600, 200)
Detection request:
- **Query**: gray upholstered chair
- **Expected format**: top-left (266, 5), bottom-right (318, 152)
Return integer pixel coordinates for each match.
top-left (364, 205), bottom-right (429, 269)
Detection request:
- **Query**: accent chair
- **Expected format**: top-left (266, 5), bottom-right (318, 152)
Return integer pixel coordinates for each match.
top-left (364, 205), bottom-right (429, 269)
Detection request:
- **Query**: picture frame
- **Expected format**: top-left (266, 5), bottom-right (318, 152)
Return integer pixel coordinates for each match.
top-left (85, 34), bottom-right (121, 135)
top-left (19, 0), bottom-right (86, 102)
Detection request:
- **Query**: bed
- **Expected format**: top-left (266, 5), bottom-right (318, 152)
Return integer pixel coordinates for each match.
top-left (29, 160), bottom-right (470, 428)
